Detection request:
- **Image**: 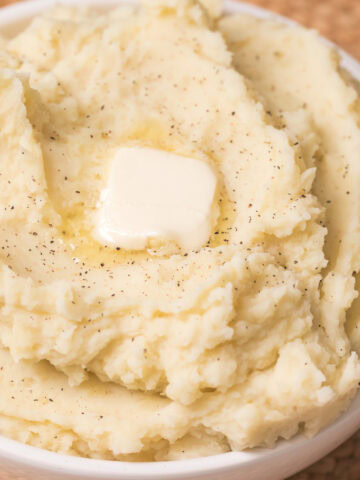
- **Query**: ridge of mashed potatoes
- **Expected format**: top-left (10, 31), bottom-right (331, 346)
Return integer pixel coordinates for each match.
top-left (0, 0), bottom-right (358, 461)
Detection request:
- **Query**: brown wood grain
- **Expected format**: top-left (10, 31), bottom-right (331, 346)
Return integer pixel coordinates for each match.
top-left (0, 0), bottom-right (18, 6)
top-left (0, 0), bottom-right (359, 479)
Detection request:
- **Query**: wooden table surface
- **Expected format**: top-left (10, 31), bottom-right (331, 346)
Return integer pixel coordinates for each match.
top-left (0, 0), bottom-right (359, 479)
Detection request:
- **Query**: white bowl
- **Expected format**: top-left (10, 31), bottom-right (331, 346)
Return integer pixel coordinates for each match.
top-left (0, 1), bottom-right (359, 479)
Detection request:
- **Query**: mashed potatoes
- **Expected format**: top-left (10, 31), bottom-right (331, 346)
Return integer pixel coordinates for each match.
top-left (0, 0), bottom-right (359, 461)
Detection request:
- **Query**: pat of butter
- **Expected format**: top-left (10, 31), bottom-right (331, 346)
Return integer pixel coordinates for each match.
top-left (94, 147), bottom-right (218, 251)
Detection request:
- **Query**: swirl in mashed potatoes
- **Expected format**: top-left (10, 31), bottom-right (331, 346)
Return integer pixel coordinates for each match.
top-left (0, 0), bottom-right (359, 461)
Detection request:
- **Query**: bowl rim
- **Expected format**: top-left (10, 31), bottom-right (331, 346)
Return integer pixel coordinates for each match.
top-left (0, 0), bottom-right (359, 478)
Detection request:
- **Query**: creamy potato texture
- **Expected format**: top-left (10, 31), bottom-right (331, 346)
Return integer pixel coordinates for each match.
top-left (0, 0), bottom-right (359, 460)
